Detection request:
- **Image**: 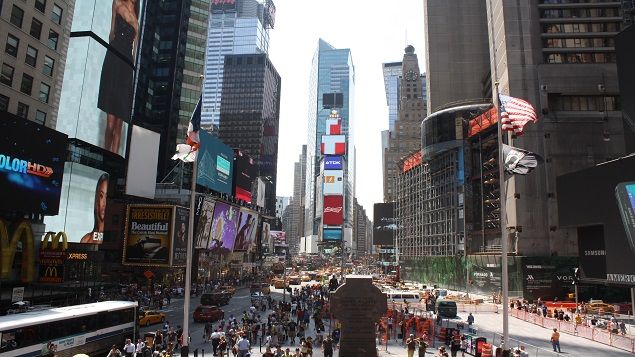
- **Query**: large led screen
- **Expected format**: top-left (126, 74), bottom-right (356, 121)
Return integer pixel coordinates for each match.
top-left (198, 131), bottom-right (234, 194)
top-left (373, 202), bottom-right (396, 246)
top-left (44, 163), bottom-right (110, 244)
top-left (323, 195), bottom-right (344, 226)
top-left (0, 116), bottom-right (67, 215)
top-left (194, 198), bottom-right (215, 249)
top-left (207, 202), bottom-right (239, 253)
top-left (123, 205), bottom-right (172, 266)
top-left (234, 150), bottom-right (256, 202)
top-left (171, 206), bottom-right (189, 266)
top-left (57, 0), bottom-right (146, 156)
top-left (234, 208), bottom-right (259, 252)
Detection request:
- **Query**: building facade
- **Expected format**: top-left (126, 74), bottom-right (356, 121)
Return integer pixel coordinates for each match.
top-left (200, 0), bottom-right (275, 128)
top-left (304, 39), bottom-right (355, 237)
top-left (0, 0), bottom-right (74, 128)
top-left (217, 53), bottom-right (281, 214)
top-left (288, 145), bottom-right (307, 254)
top-left (275, 196), bottom-right (290, 219)
top-left (383, 46), bottom-right (426, 202)
top-left (382, 61), bottom-right (401, 134)
top-left (352, 198), bottom-right (370, 257)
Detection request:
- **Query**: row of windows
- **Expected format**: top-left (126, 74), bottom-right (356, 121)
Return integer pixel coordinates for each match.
top-left (541, 7), bottom-right (620, 19)
top-left (4, 36), bottom-right (55, 74)
top-left (0, 94), bottom-right (47, 124)
top-left (545, 52), bottom-right (616, 63)
top-left (544, 37), bottom-right (615, 48)
top-left (1, 63), bottom-right (51, 102)
top-left (551, 95), bottom-right (621, 111)
top-left (543, 22), bottom-right (622, 33)
top-left (9, 2), bottom-right (63, 32)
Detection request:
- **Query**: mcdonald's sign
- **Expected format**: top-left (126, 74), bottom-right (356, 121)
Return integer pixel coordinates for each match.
top-left (39, 231), bottom-right (68, 284)
top-left (0, 219), bottom-right (35, 282)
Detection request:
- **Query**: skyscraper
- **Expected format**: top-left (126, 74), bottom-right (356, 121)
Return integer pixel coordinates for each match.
top-left (217, 53), bottom-right (281, 214)
top-left (200, 0), bottom-right (275, 128)
top-left (289, 145), bottom-right (307, 254)
top-left (382, 62), bottom-right (402, 134)
top-left (304, 39), bottom-right (355, 238)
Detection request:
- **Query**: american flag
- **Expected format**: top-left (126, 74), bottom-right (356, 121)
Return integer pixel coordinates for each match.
top-left (499, 94), bottom-right (538, 135)
top-left (172, 96), bottom-right (202, 162)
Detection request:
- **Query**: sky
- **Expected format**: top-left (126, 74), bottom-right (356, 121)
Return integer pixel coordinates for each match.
top-left (268, 0), bottom-right (426, 218)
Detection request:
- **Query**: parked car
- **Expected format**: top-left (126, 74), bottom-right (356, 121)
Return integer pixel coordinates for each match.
top-left (138, 310), bottom-right (166, 326)
top-left (193, 305), bottom-right (225, 323)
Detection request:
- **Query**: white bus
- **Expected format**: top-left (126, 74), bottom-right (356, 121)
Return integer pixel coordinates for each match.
top-left (0, 301), bottom-right (137, 356)
top-left (385, 291), bottom-right (422, 305)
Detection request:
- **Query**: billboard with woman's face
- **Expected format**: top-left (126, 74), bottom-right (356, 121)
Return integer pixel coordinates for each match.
top-left (57, 0), bottom-right (145, 156)
top-left (234, 209), bottom-right (259, 252)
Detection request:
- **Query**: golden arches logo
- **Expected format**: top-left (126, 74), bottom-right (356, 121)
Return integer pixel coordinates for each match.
top-left (0, 219), bottom-right (35, 282)
top-left (41, 231), bottom-right (68, 251)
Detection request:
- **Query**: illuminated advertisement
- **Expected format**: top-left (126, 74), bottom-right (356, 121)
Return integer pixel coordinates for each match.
top-left (198, 130), bottom-right (234, 194)
top-left (207, 202), bottom-right (239, 253)
top-left (373, 202), bottom-right (396, 246)
top-left (261, 222), bottom-right (271, 253)
top-left (123, 205), bottom-right (172, 266)
top-left (323, 170), bottom-right (344, 195)
top-left (234, 208), bottom-right (259, 252)
top-left (323, 228), bottom-right (342, 241)
top-left (44, 163), bottom-right (110, 244)
top-left (194, 198), bottom-right (215, 249)
top-left (323, 156), bottom-right (343, 170)
top-left (234, 150), bottom-right (256, 202)
top-left (321, 135), bottom-right (346, 155)
top-left (57, 0), bottom-right (146, 156)
top-left (0, 116), bottom-right (67, 215)
top-left (323, 195), bottom-right (344, 226)
top-left (211, 0), bottom-right (236, 11)
top-left (171, 206), bottom-right (189, 266)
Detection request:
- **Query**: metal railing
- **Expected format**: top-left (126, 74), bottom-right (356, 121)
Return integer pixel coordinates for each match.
top-left (490, 332), bottom-right (564, 357)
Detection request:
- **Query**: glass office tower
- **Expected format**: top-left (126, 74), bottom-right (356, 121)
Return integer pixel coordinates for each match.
top-left (304, 39), bottom-right (355, 237)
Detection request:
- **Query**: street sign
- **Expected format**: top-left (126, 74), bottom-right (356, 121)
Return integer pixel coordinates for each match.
top-left (144, 270), bottom-right (154, 280)
top-left (11, 287), bottom-right (24, 302)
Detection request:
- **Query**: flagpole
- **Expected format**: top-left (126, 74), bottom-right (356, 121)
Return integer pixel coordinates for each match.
top-left (494, 82), bottom-right (510, 349)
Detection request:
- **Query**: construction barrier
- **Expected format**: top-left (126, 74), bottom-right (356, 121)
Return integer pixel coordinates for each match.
top-left (511, 309), bottom-right (635, 353)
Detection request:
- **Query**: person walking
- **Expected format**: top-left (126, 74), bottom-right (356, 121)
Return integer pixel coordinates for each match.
top-left (550, 328), bottom-right (561, 353)
top-left (322, 334), bottom-right (334, 357)
top-left (467, 313), bottom-right (474, 326)
top-left (406, 334), bottom-right (417, 357)
top-left (235, 333), bottom-right (251, 357)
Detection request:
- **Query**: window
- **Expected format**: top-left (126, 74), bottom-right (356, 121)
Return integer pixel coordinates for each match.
top-left (6, 34), bottom-right (19, 57)
top-left (51, 4), bottom-right (62, 24)
top-left (26, 46), bottom-right (38, 67)
top-left (0, 94), bottom-right (8, 112)
top-left (39, 82), bottom-right (50, 103)
top-left (1, 63), bottom-right (14, 86)
top-left (47, 30), bottom-right (59, 50)
top-left (10, 5), bottom-right (24, 28)
top-left (17, 102), bottom-right (29, 119)
top-left (35, 0), bottom-right (46, 13)
top-left (35, 110), bottom-right (46, 124)
top-left (30, 18), bottom-right (43, 39)
top-left (20, 73), bottom-right (33, 95)
top-left (43, 56), bottom-right (54, 76)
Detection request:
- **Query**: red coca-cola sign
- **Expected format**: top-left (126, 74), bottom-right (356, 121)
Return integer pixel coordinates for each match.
top-left (323, 195), bottom-right (344, 226)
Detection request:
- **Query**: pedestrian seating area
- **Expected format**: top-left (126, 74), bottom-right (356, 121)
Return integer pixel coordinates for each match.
top-left (510, 308), bottom-right (635, 353)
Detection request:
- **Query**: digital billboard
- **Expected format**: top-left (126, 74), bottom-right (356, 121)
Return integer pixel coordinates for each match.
top-left (321, 135), bottom-right (346, 155)
top-left (234, 208), bottom-right (259, 252)
top-left (171, 206), bottom-right (189, 266)
top-left (198, 130), bottom-right (234, 194)
top-left (234, 150), bottom-right (256, 202)
top-left (44, 163), bottom-right (110, 244)
top-left (323, 228), bottom-right (342, 241)
top-left (323, 170), bottom-right (344, 195)
top-left (57, 0), bottom-right (146, 156)
top-left (323, 156), bottom-right (343, 170)
top-left (0, 115), bottom-right (67, 215)
top-left (271, 231), bottom-right (287, 256)
top-left (194, 198), bottom-right (215, 249)
top-left (211, 0), bottom-right (236, 11)
top-left (323, 195), bottom-right (344, 226)
top-left (373, 202), bottom-right (396, 246)
top-left (123, 205), bottom-right (172, 266)
top-left (261, 222), bottom-right (271, 253)
top-left (207, 201), bottom-right (239, 253)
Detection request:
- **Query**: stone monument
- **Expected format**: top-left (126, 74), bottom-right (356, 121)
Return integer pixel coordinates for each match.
top-left (330, 275), bottom-right (387, 357)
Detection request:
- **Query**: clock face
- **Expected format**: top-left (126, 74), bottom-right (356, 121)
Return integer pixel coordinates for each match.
top-left (405, 70), bottom-right (417, 81)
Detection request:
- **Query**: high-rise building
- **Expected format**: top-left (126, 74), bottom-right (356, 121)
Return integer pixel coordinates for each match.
top-left (133, 0), bottom-right (210, 182)
top-left (289, 145), bottom-right (307, 254)
top-left (275, 196), bottom-right (290, 219)
top-left (383, 46), bottom-right (426, 202)
top-left (200, 0), bottom-right (275, 128)
top-left (304, 39), bottom-right (355, 237)
top-left (353, 198), bottom-right (370, 257)
top-left (217, 53), bottom-right (281, 214)
top-left (0, 0), bottom-right (74, 128)
top-left (382, 62), bottom-right (402, 134)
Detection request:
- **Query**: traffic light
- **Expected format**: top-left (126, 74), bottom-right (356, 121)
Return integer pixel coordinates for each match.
top-left (572, 267), bottom-right (580, 285)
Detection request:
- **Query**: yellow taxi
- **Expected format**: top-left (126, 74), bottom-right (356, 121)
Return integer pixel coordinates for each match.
top-left (138, 310), bottom-right (166, 326)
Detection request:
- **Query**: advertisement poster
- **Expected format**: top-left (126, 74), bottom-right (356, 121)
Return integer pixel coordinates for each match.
top-left (44, 163), bottom-right (110, 244)
top-left (321, 135), bottom-right (346, 155)
top-left (323, 195), bottom-right (344, 226)
top-left (261, 222), bottom-right (271, 253)
top-left (57, 0), bottom-right (146, 156)
top-left (323, 156), bottom-right (343, 170)
top-left (323, 170), bottom-right (344, 195)
top-left (123, 205), bottom-right (172, 266)
top-left (0, 116), bottom-right (67, 215)
top-left (39, 251), bottom-right (65, 283)
top-left (271, 231), bottom-right (287, 256)
top-left (373, 202), bottom-right (397, 246)
top-left (323, 228), bottom-right (342, 241)
top-left (195, 198), bottom-right (215, 249)
top-left (233, 150), bottom-right (256, 202)
top-left (198, 131), bottom-right (234, 194)
top-left (234, 208), bottom-right (258, 252)
top-left (171, 206), bottom-right (189, 266)
top-left (207, 202), bottom-right (239, 253)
